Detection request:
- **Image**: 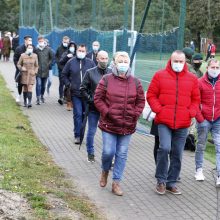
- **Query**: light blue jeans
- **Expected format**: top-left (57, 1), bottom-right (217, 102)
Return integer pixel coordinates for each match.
top-left (156, 124), bottom-right (188, 187)
top-left (195, 118), bottom-right (220, 176)
top-left (86, 111), bottom-right (100, 155)
top-left (101, 131), bottom-right (131, 182)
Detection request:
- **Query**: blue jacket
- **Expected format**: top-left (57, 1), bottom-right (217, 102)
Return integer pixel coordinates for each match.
top-left (62, 57), bottom-right (95, 97)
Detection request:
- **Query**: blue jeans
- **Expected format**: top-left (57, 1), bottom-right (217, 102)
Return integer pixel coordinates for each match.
top-left (102, 131), bottom-right (131, 182)
top-left (156, 124), bottom-right (188, 187)
top-left (86, 111), bottom-right (100, 155)
top-left (195, 118), bottom-right (220, 176)
top-left (36, 76), bottom-right (47, 97)
top-left (71, 96), bottom-right (86, 138)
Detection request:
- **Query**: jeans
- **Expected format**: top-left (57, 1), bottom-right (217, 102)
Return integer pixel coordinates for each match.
top-left (195, 118), bottom-right (220, 176)
top-left (86, 111), bottom-right (100, 155)
top-left (59, 71), bottom-right (64, 99)
top-left (36, 76), bottom-right (47, 97)
top-left (156, 124), bottom-right (188, 187)
top-left (71, 96), bottom-right (86, 138)
top-left (102, 131), bottom-right (131, 182)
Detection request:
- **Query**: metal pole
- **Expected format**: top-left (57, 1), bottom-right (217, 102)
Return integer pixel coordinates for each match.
top-left (177, 0), bottom-right (186, 49)
top-left (130, 0), bottom-right (152, 66)
top-left (20, 0), bottom-right (24, 26)
top-left (131, 0), bottom-right (135, 31)
top-left (92, 0), bottom-right (96, 28)
top-left (49, 0), bottom-right (53, 30)
top-left (71, 0), bottom-right (75, 27)
top-left (159, 0), bottom-right (165, 60)
top-left (55, 0), bottom-right (59, 28)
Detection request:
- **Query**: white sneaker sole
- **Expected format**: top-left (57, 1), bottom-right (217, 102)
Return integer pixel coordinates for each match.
top-left (195, 176), bottom-right (205, 181)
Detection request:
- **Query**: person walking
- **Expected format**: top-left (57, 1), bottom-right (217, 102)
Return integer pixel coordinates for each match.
top-left (86, 41), bottom-right (100, 65)
top-left (80, 50), bottom-right (109, 162)
top-left (62, 44), bottom-right (95, 144)
top-left (147, 50), bottom-right (200, 195)
top-left (94, 51), bottom-right (145, 196)
top-left (17, 44), bottom-right (38, 108)
top-left (35, 36), bottom-right (53, 105)
top-left (194, 58), bottom-right (220, 186)
top-left (13, 35), bottom-right (33, 103)
top-left (55, 36), bottom-right (70, 105)
top-left (2, 32), bottom-right (11, 62)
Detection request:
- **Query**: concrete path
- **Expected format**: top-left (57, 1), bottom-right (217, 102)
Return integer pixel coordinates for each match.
top-left (0, 60), bottom-right (219, 220)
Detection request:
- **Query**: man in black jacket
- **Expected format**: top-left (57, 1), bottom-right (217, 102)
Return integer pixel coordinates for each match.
top-left (86, 41), bottom-right (100, 66)
top-left (13, 35), bottom-right (33, 103)
top-left (80, 50), bottom-right (109, 162)
top-left (55, 36), bottom-right (70, 105)
top-left (62, 44), bottom-right (95, 144)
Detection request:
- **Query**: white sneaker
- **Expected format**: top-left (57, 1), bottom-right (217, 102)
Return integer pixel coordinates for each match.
top-left (216, 176), bottom-right (220, 187)
top-left (195, 168), bottom-right (205, 181)
top-left (16, 95), bottom-right (21, 103)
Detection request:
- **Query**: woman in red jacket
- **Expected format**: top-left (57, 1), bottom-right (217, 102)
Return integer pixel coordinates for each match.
top-left (195, 59), bottom-right (220, 186)
top-left (94, 51), bottom-right (145, 196)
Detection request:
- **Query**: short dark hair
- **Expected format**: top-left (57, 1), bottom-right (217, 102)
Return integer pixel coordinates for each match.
top-left (24, 35), bottom-right (32, 40)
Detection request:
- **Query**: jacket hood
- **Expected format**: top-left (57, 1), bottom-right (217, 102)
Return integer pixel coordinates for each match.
top-left (112, 66), bottom-right (132, 78)
top-left (166, 59), bottom-right (188, 77)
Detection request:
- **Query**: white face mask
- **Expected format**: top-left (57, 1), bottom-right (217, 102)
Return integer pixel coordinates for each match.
top-left (117, 63), bottom-right (129, 73)
top-left (93, 45), bottom-right (99, 52)
top-left (69, 47), bottom-right (75, 53)
top-left (38, 42), bottom-right (45, 48)
top-left (171, 62), bottom-right (184, 72)
top-left (63, 42), bottom-right (68, 47)
top-left (77, 52), bottom-right (86, 59)
top-left (26, 48), bottom-right (33, 55)
top-left (208, 69), bottom-right (220, 78)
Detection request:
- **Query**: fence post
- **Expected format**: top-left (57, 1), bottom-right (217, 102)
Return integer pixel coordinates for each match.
top-left (177, 0), bottom-right (186, 49)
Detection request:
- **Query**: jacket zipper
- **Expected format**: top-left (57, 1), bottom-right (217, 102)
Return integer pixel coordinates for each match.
top-left (174, 74), bottom-right (178, 129)
top-left (123, 80), bottom-right (129, 134)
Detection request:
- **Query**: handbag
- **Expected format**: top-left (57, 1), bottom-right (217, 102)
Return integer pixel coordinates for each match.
top-left (142, 101), bottom-right (156, 121)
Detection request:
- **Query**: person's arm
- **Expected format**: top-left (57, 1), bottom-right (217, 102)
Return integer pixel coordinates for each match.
top-left (80, 70), bottom-right (92, 102)
top-left (134, 79), bottom-right (145, 119)
top-left (34, 55), bottom-right (39, 74)
top-left (17, 55), bottom-right (23, 71)
top-left (62, 61), bottom-right (71, 87)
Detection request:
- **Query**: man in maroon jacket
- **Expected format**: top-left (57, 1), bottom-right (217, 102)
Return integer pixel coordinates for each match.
top-left (147, 50), bottom-right (200, 195)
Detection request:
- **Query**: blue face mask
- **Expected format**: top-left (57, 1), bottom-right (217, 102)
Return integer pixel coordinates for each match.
top-left (69, 47), bottom-right (75, 54)
top-left (117, 63), bottom-right (129, 73)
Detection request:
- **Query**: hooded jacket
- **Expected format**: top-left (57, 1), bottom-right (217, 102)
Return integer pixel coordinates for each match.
top-left (94, 67), bottom-right (145, 135)
top-left (147, 60), bottom-right (200, 129)
top-left (196, 73), bottom-right (220, 123)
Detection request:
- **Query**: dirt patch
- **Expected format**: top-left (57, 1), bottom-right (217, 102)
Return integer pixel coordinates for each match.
top-left (0, 189), bottom-right (32, 219)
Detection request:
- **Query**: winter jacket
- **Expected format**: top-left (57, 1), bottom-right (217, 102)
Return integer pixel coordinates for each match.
top-left (55, 44), bottom-right (69, 72)
top-left (94, 68), bottom-right (145, 135)
top-left (17, 52), bottom-right (38, 85)
top-left (196, 73), bottom-right (220, 123)
top-left (86, 51), bottom-right (98, 65)
top-left (80, 66), bottom-right (109, 112)
top-left (59, 51), bottom-right (75, 67)
top-left (35, 47), bottom-right (53, 78)
top-left (147, 60), bottom-right (200, 129)
top-left (62, 57), bottom-right (95, 97)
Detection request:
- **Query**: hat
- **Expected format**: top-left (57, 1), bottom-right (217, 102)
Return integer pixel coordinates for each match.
top-left (68, 41), bottom-right (76, 49)
top-left (24, 35), bottom-right (32, 40)
top-left (182, 47), bottom-right (194, 60)
top-left (192, 53), bottom-right (203, 61)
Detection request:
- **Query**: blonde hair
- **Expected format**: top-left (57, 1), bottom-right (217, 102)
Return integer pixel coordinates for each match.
top-left (114, 51), bottom-right (130, 64)
top-left (207, 58), bottom-right (219, 67)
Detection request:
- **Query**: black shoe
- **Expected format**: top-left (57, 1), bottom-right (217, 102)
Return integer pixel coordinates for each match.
top-left (28, 104), bottom-right (32, 108)
top-left (87, 154), bottom-right (95, 162)
top-left (36, 100), bottom-right (40, 105)
top-left (58, 98), bottom-right (63, 105)
top-left (41, 96), bottom-right (45, 103)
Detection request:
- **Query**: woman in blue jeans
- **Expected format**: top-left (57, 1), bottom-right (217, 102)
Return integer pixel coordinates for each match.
top-left (94, 52), bottom-right (145, 196)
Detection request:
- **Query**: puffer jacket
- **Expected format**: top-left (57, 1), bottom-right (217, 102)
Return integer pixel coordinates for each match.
top-left (147, 60), bottom-right (200, 129)
top-left (196, 73), bottom-right (220, 122)
top-left (80, 66), bottom-right (109, 112)
top-left (94, 68), bottom-right (145, 135)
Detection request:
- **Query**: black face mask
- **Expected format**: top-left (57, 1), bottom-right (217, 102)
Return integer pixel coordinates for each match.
top-left (193, 62), bottom-right (202, 69)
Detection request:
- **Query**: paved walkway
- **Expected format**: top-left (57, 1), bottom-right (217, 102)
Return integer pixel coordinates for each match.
top-left (0, 60), bottom-right (219, 220)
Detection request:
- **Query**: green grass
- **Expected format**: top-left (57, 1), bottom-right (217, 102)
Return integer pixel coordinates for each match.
top-left (0, 75), bottom-right (102, 219)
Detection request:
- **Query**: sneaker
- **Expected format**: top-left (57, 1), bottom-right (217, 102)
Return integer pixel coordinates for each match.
top-left (41, 96), bottom-right (45, 103)
top-left (195, 168), bottom-right (205, 181)
top-left (36, 99), bottom-right (41, 105)
top-left (155, 183), bottom-right (166, 195)
top-left (58, 98), bottom-right (63, 105)
top-left (74, 137), bottom-right (80, 144)
top-left (166, 186), bottom-right (182, 195)
top-left (87, 154), bottom-right (95, 162)
top-left (16, 95), bottom-right (21, 103)
top-left (216, 176), bottom-right (220, 187)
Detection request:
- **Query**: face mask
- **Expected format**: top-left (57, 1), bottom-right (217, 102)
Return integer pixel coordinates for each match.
top-left (208, 69), bottom-right (220, 78)
top-left (171, 62), bottom-right (184, 72)
top-left (99, 61), bottom-right (108, 69)
top-left (63, 42), bottom-right (68, 47)
top-left (38, 42), bottom-right (45, 48)
top-left (26, 48), bottom-right (33, 55)
top-left (193, 63), bottom-right (202, 69)
top-left (69, 47), bottom-right (75, 53)
top-left (77, 52), bottom-right (86, 59)
top-left (93, 46), bottom-right (99, 52)
top-left (117, 63), bottom-right (129, 73)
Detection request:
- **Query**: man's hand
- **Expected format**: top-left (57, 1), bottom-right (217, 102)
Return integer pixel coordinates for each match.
top-left (67, 53), bottom-right (73, 58)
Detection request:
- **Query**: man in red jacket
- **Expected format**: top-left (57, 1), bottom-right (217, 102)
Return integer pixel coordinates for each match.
top-left (194, 59), bottom-right (220, 186)
top-left (147, 50), bottom-right (200, 195)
